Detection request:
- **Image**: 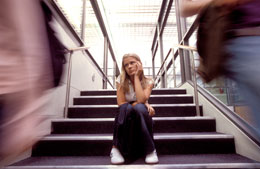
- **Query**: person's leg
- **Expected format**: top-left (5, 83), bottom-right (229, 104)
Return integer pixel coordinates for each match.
top-left (111, 103), bottom-right (133, 164)
top-left (225, 36), bottom-right (260, 135)
top-left (112, 103), bottom-right (133, 148)
top-left (132, 103), bottom-right (155, 155)
top-left (132, 103), bottom-right (158, 164)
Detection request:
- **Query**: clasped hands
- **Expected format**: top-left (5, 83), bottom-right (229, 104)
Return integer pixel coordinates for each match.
top-left (131, 101), bottom-right (155, 116)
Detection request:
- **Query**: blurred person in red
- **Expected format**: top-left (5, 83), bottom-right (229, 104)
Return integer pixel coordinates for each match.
top-left (180, 0), bottom-right (260, 135)
top-left (0, 0), bottom-right (55, 165)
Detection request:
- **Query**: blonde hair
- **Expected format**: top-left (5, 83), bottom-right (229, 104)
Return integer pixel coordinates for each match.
top-left (118, 53), bottom-right (151, 92)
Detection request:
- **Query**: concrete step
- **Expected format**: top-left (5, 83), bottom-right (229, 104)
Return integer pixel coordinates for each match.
top-left (73, 95), bottom-right (194, 105)
top-left (68, 104), bottom-right (202, 118)
top-left (32, 133), bottom-right (235, 156)
top-left (81, 88), bottom-right (187, 96)
top-left (51, 116), bottom-right (216, 134)
top-left (8, 154), bottom-right (260, 168)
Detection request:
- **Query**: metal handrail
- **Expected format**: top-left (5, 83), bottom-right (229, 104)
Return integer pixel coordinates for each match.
top-left (176, 44), bottom-right (197, 51)
top-left (68, 46), bottom-right (89, 52)
top-left (154, 49), bottom-right (173, 86)
top-left (154, 44), bottom-right (196, 84)
top-left (155, 48), bottom-right (173, 79)
top-left (174, 45), bottom-right (199, 116)
top-left (64, 46), bottom-right (88, 119)
top-left (63, 46), bottom-right (114, 118)
top-left (155, 44), bottom-right (200, 116)
top-left (43, 0), bottom-right (119, 117)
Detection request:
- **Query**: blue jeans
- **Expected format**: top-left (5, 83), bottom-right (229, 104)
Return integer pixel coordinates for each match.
top-left (113, 103), bottom-right (155, 161)
top-left (224, 36), bottom-right (260, 135)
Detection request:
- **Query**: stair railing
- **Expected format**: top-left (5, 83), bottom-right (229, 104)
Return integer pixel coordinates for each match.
top-left (154, 48), bottom-right (173, 88)
top-left (64, 46), bottom-right (88, 118)
top-left (154, 44), bottom-right (200, 116)
top-left (176, 44), bottom-right (200, 116)
top-left (63, 46), bottom-right (114, 118)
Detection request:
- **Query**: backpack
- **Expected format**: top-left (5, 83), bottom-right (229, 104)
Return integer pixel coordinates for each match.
top-left (196, 1), bottom-right (232, 83)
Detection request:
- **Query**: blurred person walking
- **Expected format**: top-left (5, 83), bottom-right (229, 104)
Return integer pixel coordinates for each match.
top-left (180, 0), bottom-right (260, 135)
top-left (0, 0), bottom-right (57, 166)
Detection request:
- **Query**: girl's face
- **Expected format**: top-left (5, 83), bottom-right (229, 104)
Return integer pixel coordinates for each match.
top-left (123, 56), bottom-right (139, 76)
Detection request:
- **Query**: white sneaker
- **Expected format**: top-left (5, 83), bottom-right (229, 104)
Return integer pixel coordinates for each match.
top-left (145, 150), bottom-right (159, 164)
top-left (110, 147), bottom-right (125, 164)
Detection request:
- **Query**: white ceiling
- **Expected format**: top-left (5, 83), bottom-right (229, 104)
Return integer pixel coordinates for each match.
top-left (54, 0), bottom-right (186, 68)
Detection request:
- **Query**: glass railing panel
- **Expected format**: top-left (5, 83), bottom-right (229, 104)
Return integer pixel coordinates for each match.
top-left (163, 6), bottom-right (178, 59)
top-left (188, 49), bottom-right (257, 129)
top-left (197, 77), bottom-right (229, 105)
top-left (107, 49), bottom-right (115, 88)
top-left (175, 55), bottom-right (182, 87)
top-left (143, 67), bottom-right (150, 77)
top-left (186, 15), bottom-right (197, 30)
top-left (107, 75), bottom-right (114, 89)
top-left (188, 29), bottom-right (197, 47)
top-left (143, 67), bottom-right (154, 79)
top-left (198, 76), bottom-right (256, 128)
top-left (154, 48), bottom-right (161, 76)
top-left (84, 0), bottom-right (105, 68)
top-left (166, 66), bottom-right (175, 88)
top-left (155, 82), bottom-right (161, 89)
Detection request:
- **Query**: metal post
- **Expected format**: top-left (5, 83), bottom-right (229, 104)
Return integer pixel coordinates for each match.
top-left (113, 60), bottom-right (116, 87)
top-left (64, 51), bottom-right (73, 118)
top-left (152, 56), bottom-right (155, 79)
top-left (189, 50), bottom-right (200, 116)
top-left (81, 0), bottom-right (86, 42)
top-left (103, 36), bottom-right (108, 89)
top-left (175, 0), bottom-right (186, 83)
top-left (183, 40), bottom-right (192, 81)
top-left (157, 24), bottom-right (166, 88)
top-left (172, 48), bottom-right (177, 88)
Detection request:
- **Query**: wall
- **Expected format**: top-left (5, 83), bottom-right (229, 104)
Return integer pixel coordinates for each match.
top-left (47, 18), bottom-right (104, 119)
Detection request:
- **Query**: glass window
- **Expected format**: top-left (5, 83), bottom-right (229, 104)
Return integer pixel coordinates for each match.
top-left (163, 5), bottom-right (179, 59)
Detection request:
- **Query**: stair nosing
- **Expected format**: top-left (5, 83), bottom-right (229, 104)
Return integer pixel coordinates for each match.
top-left (69, 104), bottom-right (202, 108)
top-left (81, 88), bottom-right (186, 92)
top-left (41, 133), bottom-right (234, 141)
top-left (5, 163), bottom-right (260, 169)
top-left (52, 116), bottom-right (215, 122)
top-left (74, 94), bottom-right (193, 99)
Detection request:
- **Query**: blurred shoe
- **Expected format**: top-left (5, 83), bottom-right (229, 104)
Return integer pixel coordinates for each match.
top-left (145, 150), bottom-right (159, 164)
top-left (110, 147), bottom-right (124, 164)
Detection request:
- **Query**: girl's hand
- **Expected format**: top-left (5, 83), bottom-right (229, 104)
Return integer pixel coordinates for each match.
top-left (131, 101), bottom-right (138, 106)
top-left (145, 103), bottom-right (155, 116)
top-left (135, 61), bottom-right (143, 77)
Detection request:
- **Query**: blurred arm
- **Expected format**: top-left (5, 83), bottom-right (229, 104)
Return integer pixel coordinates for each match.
top-left (180, 0), bottom-right (250, 17)
top-left (180, 0), bottom-right (213, 17)
top-left (116, 82), bottom-right (127, 106)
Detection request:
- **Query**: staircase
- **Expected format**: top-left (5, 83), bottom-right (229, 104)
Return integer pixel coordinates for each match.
top-left (7, 89), bottom-right (260, 169)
